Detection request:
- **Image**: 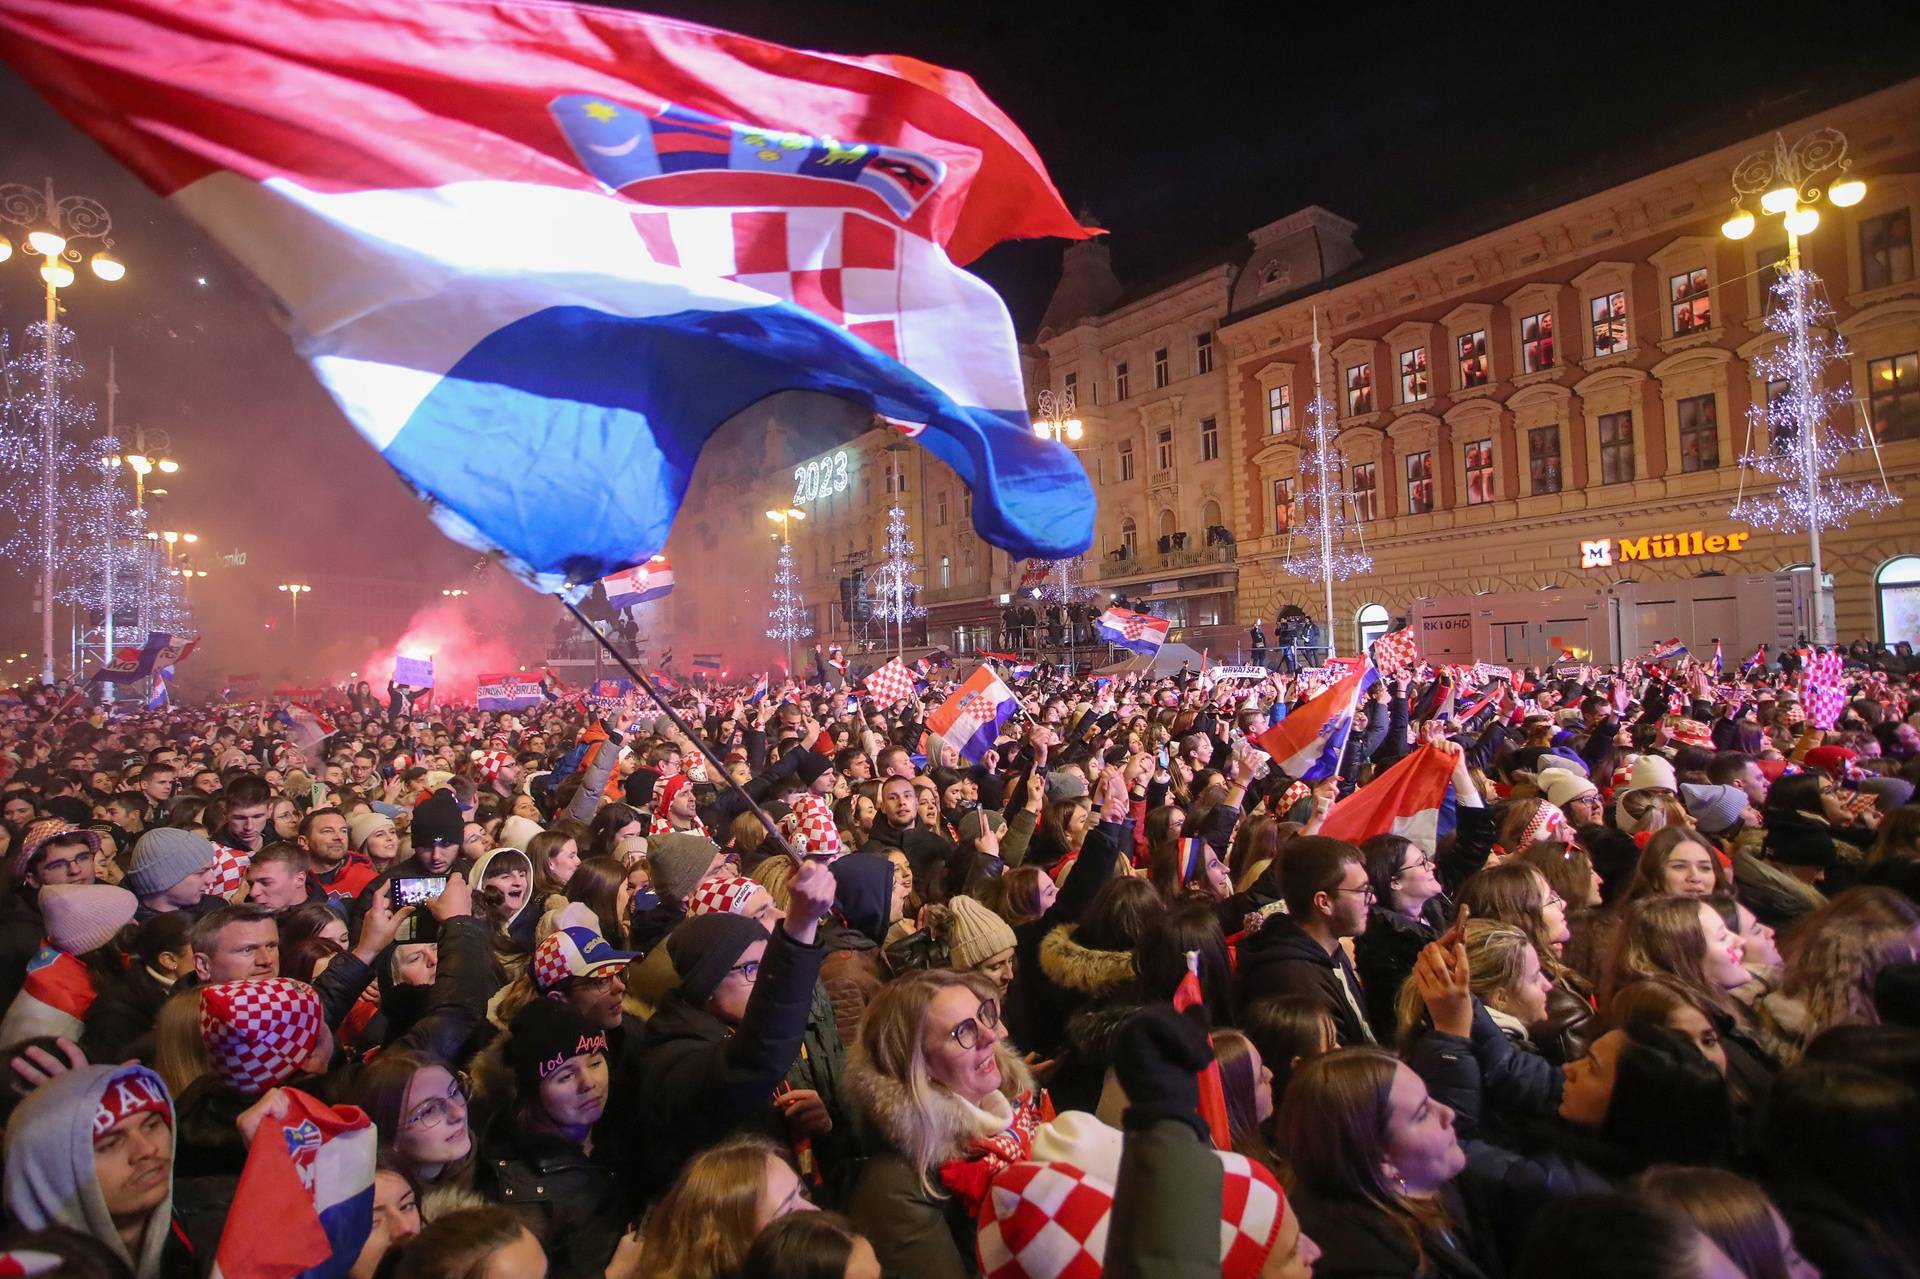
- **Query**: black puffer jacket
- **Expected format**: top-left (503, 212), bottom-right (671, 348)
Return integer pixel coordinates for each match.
top-left (1005, 819), bottom-right (1126, 1058)
top-left (1354, 901), bottom-right (1446, 1044)
top-left (478, 1116), bottom-right (630, 1279)
top-left (80, 962), bottom-right (173, 1064)
top-left (1235, 914), bottom-right (1374, 1047)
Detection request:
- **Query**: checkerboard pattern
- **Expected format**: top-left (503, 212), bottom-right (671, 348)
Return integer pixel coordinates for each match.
top-left (1805, 650), bottom-right (1847, 731)
top-left (865, 657), bottom-right (917, 708)
top-left (1371, 626), bottom-right (1420, 676)
top-left (780, 794), bottom-right (842, 860)
top-left (208, 842), bottom-right (253, 900)
top-left (977, 1161), bottom-right (1112, 1279)
top-left (200, 978), bottom-right (323, 1096)
top-left (630, 206), bottom-right (903, 358)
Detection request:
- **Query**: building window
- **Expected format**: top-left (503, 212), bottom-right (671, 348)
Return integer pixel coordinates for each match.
top-left (1062, 371), bottom-right (1077, 403)
top-left (1522, 310), bottom-right (1554, 372)
top-left (1757, 243), bottom-right (1791, 316)
top-left (1869, 352), bottom-right (1920, 442)
top-left (1153, 347), bottom-right (1169, 388)
top-left (1589, 291), bottom-right (1627, 357)
top-left (1861, 211), bottom-right (1914, 291)
top-left (1399, 347), bottom-right (1430, 403)
top-left (1528, 425), bottom-right (1562, 494)
top-left (1765, 378), bottom-right (1795, 455)
top-left (1155, 427), bottom-right (1174, 471)
top-left (1464, 438), bottom-right (1495, 505)
top-left (963, 488), bottom-right (972, 520)
top-left (1267, 384), bottom-right (1292, 434)
top-left (1405, 451), bottom-right (1434, 514)
top-left (1669, 268), bottom-right (1711, 335)
top-left (939, 555), bottom-right (950, 589)
top-left (1194, 331), bottom-right (1214, 374)
top-left (936, 492), bottom-right (948, 525)
top-left (1115, 362), bottom-right (1130, 400)
top-left (1118, 440), bottom-right (1135, 481)
top-left (1875, 556), bottom-right (1920, 647)
top-left (1358, 602), bottom-right (1392, 653)
top-left (1273, 477), bottom-right (1295, 533)
top-left (1677, 393), bottom-right (1720, 471)
top-left (1199, 416), bottom-right (1219, 462)
top-left (1458, 330), bottom-right (1489, 388)
top-left (1120, 517), bottom-right (1137, 557)
top-left (1599, 411), bottom-right (1634, 484)
top-left (963, 549), bottom-right (975, 582)
top-left (1351, 462), bottom-right (1377, 521)
top-left (1345, 361), bottom-right (1373, 414)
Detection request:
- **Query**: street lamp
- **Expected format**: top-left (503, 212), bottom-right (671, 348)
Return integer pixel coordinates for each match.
top-left (1, 177), bottom-right (125, 683)
top-left (441, 588), bottom-right (470, 597)
top-left (1719, 127), bottom-right (1868, 646)
top-left (278, 582), bottom-right (311, 629)
top-left (1032, 388), bottom-right (1083, 443)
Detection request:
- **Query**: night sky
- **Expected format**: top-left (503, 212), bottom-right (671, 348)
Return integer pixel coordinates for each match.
top-left (0, 0), bottom-right (1915, 662)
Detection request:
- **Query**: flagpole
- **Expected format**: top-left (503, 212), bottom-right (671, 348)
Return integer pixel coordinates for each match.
top-left (558, 596), bottom-right (800, 860)
top-left (1313, 309), bottom-right (1337, 661)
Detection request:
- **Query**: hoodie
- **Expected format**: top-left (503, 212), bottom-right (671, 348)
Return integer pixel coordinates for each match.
top-left (470, 847), bottom-right (537, 951)
top-left (3, 1063), bottom-right (175, 1279)
top-left (1235, 914), bottom-right (1375, 1047)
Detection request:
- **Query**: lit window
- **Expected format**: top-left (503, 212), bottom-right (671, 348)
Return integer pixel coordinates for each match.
top-left (1862, 211), bottom-right (1915, 291)
top-left (1399, 347), bottom-right (1429, 403)
top-left (1267, 384), bottom-right (1292, 434)
top-left (1199, 416), bottom-right (1219, 462)
top-left (1405, 451), bottom-right (1434, 514)
top-left (1273, 477), bottom-right (1295, 532)
top-left (1155, 428), bottom-right (1174, 471)
top-left (1522, 311), bottom-right (1554, 372)
top-left (1118, 440), bottom-right (1135, 481)
top-left (1458, 330), bottom-right (1489, 388)
top-left (1678, 393), bottom-right (1719, 472)
top-left (1464, 438), bottom-right (1495, 505)
top-left (940, 555), bottom-right (950, 588)
top-left (1153, 347), bottom-right (1169, 389)
top-left (1670, 268), bottom-right (1712, 335)
top-left (1115, 362), bottom-right (1130, 400)
top-left (1345, 362), bottom-right (1373, 415)
top-left (1194, 331), bottom-right (1214, 374)
top-left (1869, 352), bottom-right (1920, 442)
top-left (1120, 518), bottom-right (1137, 556)
top-left (1599, 411), bottom-right (1634, 484)
top-left (1589, 291), bottom-right (1627, 357)
top-left (1351, 463), bottom-right (1377, 521)
top-left (1528, 425), bottom-right (1562, 494)
top-left (936, 493), bottom-right (948, 525)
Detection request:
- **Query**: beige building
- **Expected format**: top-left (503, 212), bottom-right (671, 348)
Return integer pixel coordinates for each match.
top-left (1219, 79), bottom-right (1920, 654)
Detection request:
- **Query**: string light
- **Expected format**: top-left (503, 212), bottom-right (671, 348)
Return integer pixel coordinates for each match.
top-left (867, 504), bottom-right (925, 626)
top-left (1729, 267), bottom-right (1899, 535)
top-left (765, 538), bottom-right (813, 643)
top-left (1280, 388), bottom-right (1374, 583)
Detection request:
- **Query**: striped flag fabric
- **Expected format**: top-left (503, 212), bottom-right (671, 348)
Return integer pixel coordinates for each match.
top-left (604, 557), bottom-right (674, 609)
top-left (1175, 953), bottom-right (1232, 1151)
top-left (1254, 667), bottom-right (1377, 782)
top-left (1094, 606), bottom-right (1169, 656)
top-left (1646, 637), bottom-right (1690, 662)
top-left (1742, 643), bottom-right (1768, 674)
top-left (926, 667), bottom-right (1018, 764)
top-left (745, 673), bottom-right (769, 705)
top-left (1710, 640), bottom-right (1724, 676)
top-left (1317, 744), bottom-right (1457, 854)
top-left (212, 1089), bottom-right (376, 1279)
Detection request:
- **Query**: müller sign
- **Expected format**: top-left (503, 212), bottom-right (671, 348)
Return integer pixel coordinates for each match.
top-left (1580, 529), bottom-right (1750, 569)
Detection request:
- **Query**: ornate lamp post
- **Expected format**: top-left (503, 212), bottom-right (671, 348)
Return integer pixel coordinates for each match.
top-left (0, 178), bottom-right (125, 682)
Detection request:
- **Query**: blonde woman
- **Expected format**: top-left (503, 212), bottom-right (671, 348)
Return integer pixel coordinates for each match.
top-left (1757, 885), bottom-right (1920, 1064)
top-left (845, 969), bottom-right (1047, 1279)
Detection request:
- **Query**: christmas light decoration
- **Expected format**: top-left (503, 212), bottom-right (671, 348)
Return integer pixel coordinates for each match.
top-left (1731, 267), bottom-right (1898, 540)
top-left (766, 537), bottom-right (812, 643)
top-left (1281, 312), bottom-right (1372, 656)
top-left (868, 504), bottom-right (925, 628)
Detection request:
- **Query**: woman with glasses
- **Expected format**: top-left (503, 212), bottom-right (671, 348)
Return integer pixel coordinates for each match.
top-left (1356, 833), bottom-right (1451, 1044)
top-left (845, 969), bottom-right (1048, 1279)
top-left (344, 1049), bottom-right (480, 1220)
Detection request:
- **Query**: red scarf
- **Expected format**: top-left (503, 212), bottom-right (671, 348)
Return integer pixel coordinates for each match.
top-left (937, 1088), bottom-right (1053, 1213)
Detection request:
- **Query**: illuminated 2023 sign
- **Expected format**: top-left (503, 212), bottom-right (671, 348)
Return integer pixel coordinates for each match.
top-left (794, 451), bottom-right (852, 506)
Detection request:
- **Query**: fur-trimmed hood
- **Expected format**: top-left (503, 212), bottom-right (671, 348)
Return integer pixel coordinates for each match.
top-left (846, 1047), bottom-right (1034, 1166)
top-left (1038, 924), bottom-right (1136, 996)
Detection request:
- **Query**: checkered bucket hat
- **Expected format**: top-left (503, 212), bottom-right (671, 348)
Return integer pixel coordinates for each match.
top-left (199, 977), bottom-right (324, 1096)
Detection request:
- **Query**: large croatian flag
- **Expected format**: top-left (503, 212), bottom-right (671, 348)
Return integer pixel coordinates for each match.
top-left (477, 673), bottom-right (544, 711)
top-left (213, 1090), bottom-right (376, 1279)
top-left (1253, 666), bottom-right (1378, 782)
top-left (0, 0), bottom-right (1096, 591)
top-left (1317, 744), bottom-right (1457, 854)
top-left (926, 667), bottom-right (1018, 764)
top-left (604, 557), bottom-right (674, 609)
top-left (1095, 607), bottom-right (1170, 656)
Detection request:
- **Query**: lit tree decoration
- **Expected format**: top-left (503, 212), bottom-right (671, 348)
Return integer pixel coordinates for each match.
top-left (0, 322), bottom-right (89, 563)
top-left (1279, 386), bottom-right (1374, 582)
top-left (867, 504), bottom-right (925, 626)
top-left (56, 438), bottom-right (148, 618)
top-left (765, 538), bottom-right (813, 642)
top-left (1729, 267), bottom-right (1899, 534)
top-left (1031, 555), bottom-right (1099, 608)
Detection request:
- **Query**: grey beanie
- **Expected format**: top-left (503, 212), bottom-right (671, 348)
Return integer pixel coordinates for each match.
top-left (649, 832), bottom-right (722, 904)
top-left (126, 828), bottom-right (215, 897)
top-left (959, 808), bottom-right (1008, 844)
top-left (1046, 770), bottom-right (1089, 803)
top-left (1679, 783), bottom-right (1746, 836)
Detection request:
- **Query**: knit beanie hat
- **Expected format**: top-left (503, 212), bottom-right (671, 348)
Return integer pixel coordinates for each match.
top-left (1046, 770), bottom-right (1089, 803)
top-left (1680, 783), bottom-right (1747, 835)
top-left (1624, 754), bottom-right (1677, 796)
top-left (959, 808), bottom-right (1008, 844)
top-left (498, 814), bottom-right (545, 850)
top-left (39, 884), bottom-right (137, 956)
top-left (946, 895), bottom-right (1016, 971)
top-left (410, 789), bottom-right (464, 848)
top-left (653, 774), bottom-right (693, 822)
top-left (687, 874), bottom-right (762, 918)
top-left (778, 794), bottom-right (841, 860)
top-left (506, 997), bottom-right (611, 1093)
top-left (126, 828), bottom-right (216, 897)
top-left (649, 832), bottom-right (722, 904)
top-left (664, 912), bottom-right (769, 1004)
top-left (199, 978), bottom-right (325, 1096)
top-left (1539, 769), bottom-right (1599, 809)
top-left (794, 750), bottom-right (833, 787)
top-left (348, 811), bottom-right (395, 850)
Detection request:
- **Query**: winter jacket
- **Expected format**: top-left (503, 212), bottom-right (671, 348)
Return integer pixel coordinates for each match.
top-left (626, 921), bottom-right (825, 1194)
top-left (1235, 914), bottom-right (1374, 1047)
top-left (1355, 901), bottom-right (1446, 1043)
top-left (1534, 973), bottom-right (1597, 1067)
top-left (845, 1052), bottom-right (1039, 1279)
top-left (1406, 999), bottom-right (1561, 1136)
top-left (1046, 974), bottom-right (1145, 1116)
top-left (0, 889), bottom-right (45, 1014)
top-left (819, 851), bottom-right (896, 1044)
top-left (559, 724), bottom-right (622, 826)
top-left (1286, 1182), bottom-right (1498, 1279)
top-left (1729, 828), bottom-right (1826, 928)
top-left (1103, 1117), bottom-right (1224, 1279)
top-left (1005, 819), bottom-right (1126, 1057)
top-left (627, 898), bottom-right (684, 957)
top-left (80, 961), bottom-right (174, 1064)
top-left (477, 1116), bottom-right (630, 1279)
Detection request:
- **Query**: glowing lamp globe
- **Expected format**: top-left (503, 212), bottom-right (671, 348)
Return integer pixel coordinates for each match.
top-left (1759, 186), bottom-right (1798, 216)
top-left (1828, 177), bottom-right (1866, 208)
top-left (89, 251), bottom-right (125, 282)
top-left (1784, 206), bottom-right (1820, 237)
top-left (0, 237), bottom-right (11, 264)
top-left (1065, 419), bottom-right (1083, 441)
top-left (39, 260), bottom-right (74, 288)
top-left (1720, 209), bottom-right (1756, 241)
top-left (26, 229), bottom-right (66, 257)
top-left (1032, 422), bottom-right (1050, 440)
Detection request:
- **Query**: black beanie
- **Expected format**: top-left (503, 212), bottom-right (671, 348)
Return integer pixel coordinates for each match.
top-left (794, 750), bottom-right (833, 787)
top-left (506, 998), bottom-right (610, 1093)
top-left (665, 913), bottom-right (769, 1005)
top-left (411, 789), bottom-right (464, 849)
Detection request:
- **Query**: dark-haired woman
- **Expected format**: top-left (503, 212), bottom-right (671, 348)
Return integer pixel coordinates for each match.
top-left (1355, 833), bottom-right (1450, 1043)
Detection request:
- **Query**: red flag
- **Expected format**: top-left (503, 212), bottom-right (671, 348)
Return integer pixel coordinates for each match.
top-left (1175, 952), bottom-right (1232, 1151)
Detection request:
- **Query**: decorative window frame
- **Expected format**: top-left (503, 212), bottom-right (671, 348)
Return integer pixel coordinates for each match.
top-left (1253, 359), bottom-right (1298, 437)
top-left (1842, 175), bottom-right (1920, 309)
top-left (1836, 296), bottom-right (1920, 441)
top-left (1573, 367), bottom-right (1652, 486)
top-left (1651, 347), bottom-right (1736, 478)
top-left (1444, 399), bottom-right (1506, 509)
top-left (1502, 281), bottom-right (1566, 386)
top-left (1385, 320), bottom-right (1437, 410)
top-left (1251, 437), bottom-right (1303, 545)
top-left (1332, 336), bottom-right (1382, 427)
top-left (1570, 260), bottom-right (1637, 368)
top-left (1647, 236), bottom-right (1723, 351)
top-left (1441, 301), bottom-right (1499, 399)
top-left (1385, 411), bottom-right (1443, 518)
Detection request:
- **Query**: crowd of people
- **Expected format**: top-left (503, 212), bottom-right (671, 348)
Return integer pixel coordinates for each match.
top-left (0, 638), bottom-right (1914, 1279)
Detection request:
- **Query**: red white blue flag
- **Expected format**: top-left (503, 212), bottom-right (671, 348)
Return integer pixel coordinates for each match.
top-left (926, 667), bottom-right (1017, 764)
top-left (0, 0), bottom-right (1096, 591)
top-left (1317, 743), bottom-right (1457, 853)
top-left (1094, 607), bottom-right (1170, 656)
top-left (1254, 667), bottom-right (1377, 782)
top-left (212, 1089), bottom-right (376, 1279)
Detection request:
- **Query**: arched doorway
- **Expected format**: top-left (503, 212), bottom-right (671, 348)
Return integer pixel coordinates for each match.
top-left (1357, 602), bottom-right (1391, 653)
top-left (1877, 556), bottom-right (1920, 647)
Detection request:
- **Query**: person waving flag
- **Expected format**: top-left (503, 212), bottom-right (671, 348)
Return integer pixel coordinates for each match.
top-left (0, 0), bottom-right (1096, 590)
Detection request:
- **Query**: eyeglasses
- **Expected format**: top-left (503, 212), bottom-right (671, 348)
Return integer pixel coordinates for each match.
top-left (947, 998), bottom-right (1001, 1050)
top-left (1545, 891), bottom-right (1567, 909)
top-left (727, 959), bottom-right (761, 982)
top-left (1394, 854), bottom-right (1434, 878)
top-left (1333, 884), bottom-right (1376, 900)
top-left (403, 1074), bottom-right (472, 1130)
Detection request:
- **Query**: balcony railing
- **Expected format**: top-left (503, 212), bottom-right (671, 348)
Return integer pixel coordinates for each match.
top-left (1096, 541), bottom-right (1236, 581)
